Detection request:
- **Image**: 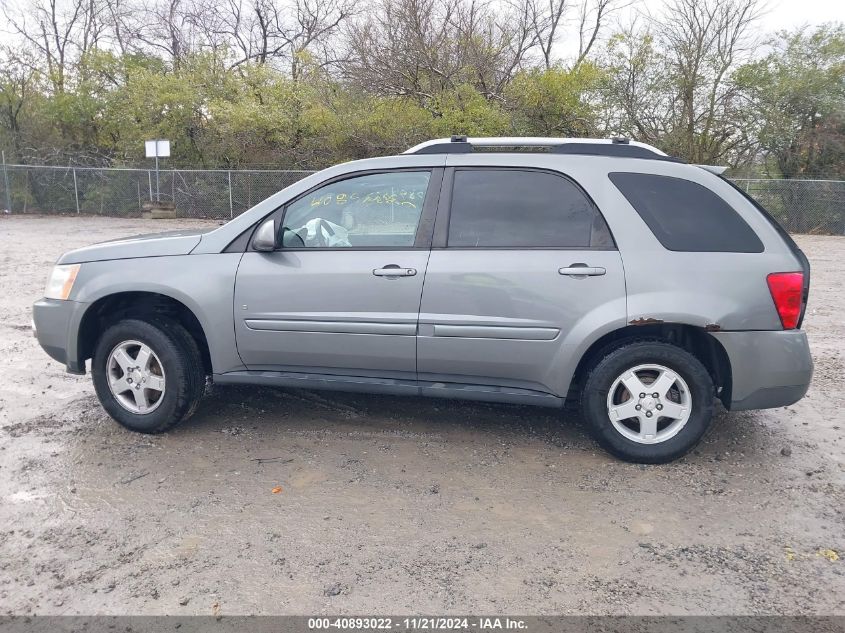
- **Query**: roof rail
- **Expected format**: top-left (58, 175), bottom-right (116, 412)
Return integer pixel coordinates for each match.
top-left (403, 136), bottom-right (681, 162)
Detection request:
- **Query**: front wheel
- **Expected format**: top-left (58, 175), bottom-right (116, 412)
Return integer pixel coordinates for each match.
top-left (92, 318), bottom-right (205, 433)
top-left (581, 341), bottom-right (715, 463)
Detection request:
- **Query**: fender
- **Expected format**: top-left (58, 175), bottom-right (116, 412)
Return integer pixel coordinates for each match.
top-left (68, 253), bottom-right (246, 374)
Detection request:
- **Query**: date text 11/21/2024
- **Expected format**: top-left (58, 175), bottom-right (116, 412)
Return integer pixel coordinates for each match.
top-left (308, 617), bottom-right (528, 630)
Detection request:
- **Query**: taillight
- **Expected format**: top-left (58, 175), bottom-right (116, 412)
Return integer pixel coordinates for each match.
top-left (767, 272), bottom-right (804, 329)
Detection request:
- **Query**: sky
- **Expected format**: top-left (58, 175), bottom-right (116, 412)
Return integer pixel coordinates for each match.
top-left (547, 0), bottom-right (845, 61)
top-left (753, 0), bottom-right (845, 31)
top-left (616, 0), bottom-right (845, 30)
top-left (612, 0), bottom-right (845, 36)
top-left (1, 0), bottom-right (843, 51)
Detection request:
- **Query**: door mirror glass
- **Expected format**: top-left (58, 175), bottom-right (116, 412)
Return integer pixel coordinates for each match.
top-left (252, 218), bottom-right (277, 251)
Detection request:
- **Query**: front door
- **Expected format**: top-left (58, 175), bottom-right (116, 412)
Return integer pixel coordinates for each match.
top-left (234, 169), bottom-right (440, 377)
top-left (417, 167), bottom-right (627, 395)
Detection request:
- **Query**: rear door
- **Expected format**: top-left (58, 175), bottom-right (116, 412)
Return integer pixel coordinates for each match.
top-left (417, 167), bottom-right (626, 396)
top-left (234, 169), bottom-right (441, 377)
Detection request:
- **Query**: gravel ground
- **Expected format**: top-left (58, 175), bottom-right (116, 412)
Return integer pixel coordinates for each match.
top-left (0, 215), bottom-right (843, 616)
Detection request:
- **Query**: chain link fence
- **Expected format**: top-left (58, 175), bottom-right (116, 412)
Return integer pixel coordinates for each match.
top-left (732, 178), bottom-right (845, 235)
top-left (0, 164), bottom-right (315, 220)
top-left (2, 164), bottom-right (844, 234)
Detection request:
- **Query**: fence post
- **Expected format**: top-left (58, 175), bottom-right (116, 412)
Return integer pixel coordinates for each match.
top-left (228, 170), bottom-right (234, 219)
top-left (2, 151), bottom-right (11, 213)
top-left (148, 171), bottom-right (153, 202)
top-left (839, 189), bottom-right (845, 235)
top-left (72, 168), bottom-right (80, 214)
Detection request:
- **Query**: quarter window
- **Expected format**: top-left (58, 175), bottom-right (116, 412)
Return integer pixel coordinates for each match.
top-left (281, 171), bottom-right (431, 248)
top-left (447, 169), bottom-right (612, 248)
top-left (609, 172), bottom-right (764, 253)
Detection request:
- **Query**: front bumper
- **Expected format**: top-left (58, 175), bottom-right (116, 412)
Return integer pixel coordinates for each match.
top-left (710, 330), bottom-right (813, 410)
top-left (32, 298), bottom-right (88, 374)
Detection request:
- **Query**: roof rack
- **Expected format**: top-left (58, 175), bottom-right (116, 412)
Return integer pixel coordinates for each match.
top-left (404, 136), bottom-right (683, 162)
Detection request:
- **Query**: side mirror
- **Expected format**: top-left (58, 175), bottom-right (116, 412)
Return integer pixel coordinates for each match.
top-left (252, 218), bottom-right (277, 252)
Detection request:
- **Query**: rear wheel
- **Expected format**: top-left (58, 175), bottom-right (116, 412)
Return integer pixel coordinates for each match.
top-left (92, 318), bottom-right (204, 433)
top-left (581, 341), bottom-right (715, 463)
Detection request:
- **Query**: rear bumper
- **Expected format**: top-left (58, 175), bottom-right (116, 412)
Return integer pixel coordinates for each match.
top-left (32, 298), bottom-right (87, 374)
top-left (710, 330), bottom-right (813, 411)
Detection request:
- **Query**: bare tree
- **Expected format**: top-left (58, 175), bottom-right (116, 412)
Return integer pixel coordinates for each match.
top-left (130, 0), bottom-right (194, 66)
top-left (520, 0), bottom-right (567, 69)
top-left (345, 0), bottom-right (551, 107)
top-left (3, 0), bottom-right (104, 92)
top-left (602, 0), bottom-right (762, 164)
top-left (662, 0), bottom-right (762, 161)
top-left (516, 0), bottom-right (626, 70)
top-left (574, 0), bottom-right (624, 67)
top-left (212, 0), bottom-right (354, 76)
top-left (452, 0), bottom-right (539, 98)
top-left (345, 0), bottom-right (463, 105)
top-left (100, 0), bottom-right (135, 55)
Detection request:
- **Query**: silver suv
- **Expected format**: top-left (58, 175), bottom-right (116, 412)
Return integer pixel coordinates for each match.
top-left (32, 137), bottom-right (813, 463)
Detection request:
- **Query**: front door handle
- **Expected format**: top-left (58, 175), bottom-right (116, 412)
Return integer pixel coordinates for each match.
top-left (373, 265), bottom-right (417, 278)
top-left (558, 264), bottom-right (606, 277)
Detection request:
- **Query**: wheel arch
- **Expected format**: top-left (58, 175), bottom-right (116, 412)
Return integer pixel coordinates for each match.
top-left (566, 322), bottom-right (733, 408)
top-left (76, 291), bottom-right (212, 376)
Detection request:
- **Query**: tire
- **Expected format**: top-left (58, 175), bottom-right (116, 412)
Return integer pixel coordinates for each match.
top-left (92, 318), bottom-right (205, 433)
top-left (581, 340), bottom-right (715, 464)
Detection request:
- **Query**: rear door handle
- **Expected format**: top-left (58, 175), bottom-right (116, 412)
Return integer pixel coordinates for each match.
top-left (373, 265), bottom-right (417, 277)
top-left (558, 264), bottom-right (606, 277)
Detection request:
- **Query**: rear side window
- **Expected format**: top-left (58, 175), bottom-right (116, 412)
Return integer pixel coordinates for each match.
top-left (447, 169), bottom-right (613, 248)
top-left (609, 172), bottom-right (764, 253)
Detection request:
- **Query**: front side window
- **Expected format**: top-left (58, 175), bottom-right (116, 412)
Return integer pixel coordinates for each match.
top-left (609, 172), bottom-right (764, 253)
top-left (281, 171), bottom-right (431, 248)
top-left (447, 169), bottom-right (613, 248)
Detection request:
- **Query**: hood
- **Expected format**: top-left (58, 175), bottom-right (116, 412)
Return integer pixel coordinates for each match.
top-left (57, 228), bottom-right (213, 264)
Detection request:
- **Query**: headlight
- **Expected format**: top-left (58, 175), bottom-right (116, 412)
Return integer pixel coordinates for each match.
top-left (45, 264), bottom-right (81, 300)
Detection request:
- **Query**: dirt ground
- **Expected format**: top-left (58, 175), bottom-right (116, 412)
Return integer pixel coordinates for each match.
top-left (0, 215), bottom-right (843, 616)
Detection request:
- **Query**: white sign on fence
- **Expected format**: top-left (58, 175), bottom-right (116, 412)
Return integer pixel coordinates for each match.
top-left (145, 139), bottom-right (170, 203)
top-left (145, 139), bottom-right (171, 158)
